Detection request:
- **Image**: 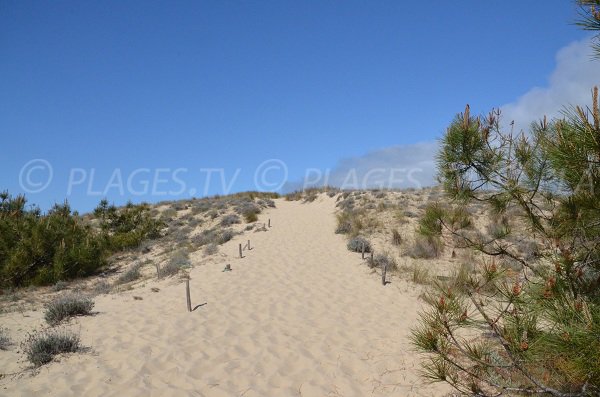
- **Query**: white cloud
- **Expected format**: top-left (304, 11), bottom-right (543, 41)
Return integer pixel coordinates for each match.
top-left (501, 37), bottom-right (600, 132)
top-left (284, 141), bottom-right (439, 192)
top-left (293, 37), bottom-right (599, 191)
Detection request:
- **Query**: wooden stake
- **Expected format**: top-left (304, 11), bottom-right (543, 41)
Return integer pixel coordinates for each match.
top-left (239, 243), bottom-right (243, 258)
top-left (247, 239), bottom-right (251, 250)
top-left (381, 263), bottom-right (387, 286)
top-left (268, 218), bottom-right (271, 228)
top-left (361, 242), bottom-right (365, 260)
top-left (185, 278), bottom-right (192, 312)
top-left (155, 263), bottom-right (161, 279)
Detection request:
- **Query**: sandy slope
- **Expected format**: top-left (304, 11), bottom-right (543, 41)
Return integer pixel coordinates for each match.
top-left (1, 196), bottom-right (450, 396)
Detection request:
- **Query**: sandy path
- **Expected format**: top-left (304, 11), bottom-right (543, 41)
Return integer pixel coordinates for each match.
top-left (2, 196), bottom-right (448, 396)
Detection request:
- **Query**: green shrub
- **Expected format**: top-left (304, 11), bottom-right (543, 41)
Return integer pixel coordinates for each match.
top-left (244, 212), bottom-right (258, 223)
top-left (23, 329), bottom-right (80, 367)
top-left (44, 294), bottom-right (94, 325)
top-left (412, 87), bottom-right (600, 394)
top-left (417, 203), bottom-right (444, 237)
top-left (0, 195), bottom-right (106, 287)
top-left (94, 200), bottom-right (163, 251)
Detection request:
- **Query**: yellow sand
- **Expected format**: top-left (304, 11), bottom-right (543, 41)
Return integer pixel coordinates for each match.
top-left (0, 196), bottom-right (450, 396)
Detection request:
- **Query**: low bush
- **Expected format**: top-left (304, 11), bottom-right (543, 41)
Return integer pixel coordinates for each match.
top-left (220, 214), bottom-right (241, 226)
top-left (204, 243), bottom-right (218, 255)
top-left (244, 212), bottom-right (258, 223)
top-left (23, 329), bottom-right (80, 367)
top-left (347, 236), bottom-right (371, 253)
top-left (410, 264), bottom-right (430, 284)
top-left (335, 214), bottom-right (352, 234)
top-left (44, 294), bottom-right (94, 326)
top-left (161, 248), bottom-right (191, 277)
top-left (0, 194), bottom-right (106, 287)
top-left (368, 253), bottom-right (397, 271)
top-left (406, 235), bottom-right (444, 259)
top-left (52, 281), bottom-right (69, 292)
top-left (0, 328), bottom-right (11, 350)
top-left (92, 280), bottom-right (112, 295)
top-left (218, 229), bottom-right (235, 244)
top-left (95, 200), bottom-right (163, 251)
top-left (115, 263), bottom-right (142, 285)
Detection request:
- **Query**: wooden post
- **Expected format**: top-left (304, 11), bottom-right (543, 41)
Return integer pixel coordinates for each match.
top-left (268, 218), bottom-right (271, 228)
top-left (361, 242), bottom-right (365, 260)
top-left (156, 263), bottom-right (161, 279)
top-left (381, 263), bottom-right (387, 286)
top-left (239, 243), bottom-right (243, 258)
top-left (185, 278), bottom-right (192, 312)
top-left (247, 239), bottom-right (251, 250)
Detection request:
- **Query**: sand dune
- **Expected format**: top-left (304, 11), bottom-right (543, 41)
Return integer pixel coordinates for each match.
top-left (1, 196), bottom-right (450, 396)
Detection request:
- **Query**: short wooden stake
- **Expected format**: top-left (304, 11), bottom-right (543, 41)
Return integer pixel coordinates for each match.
top-left (361, 243), bottom-right (365, 260)
top-left (185, 279), bottom-right (192, 312)
top-left (268, 218), bottom-right (271, 228)
top-left (155, 263), bottom-right (161, 279)
top-left (247, 239), bottom-right (251, 250)
top-left (381, 263), bottom-right (387, 286)
top-left (239, 243), bottom-right (243, 258)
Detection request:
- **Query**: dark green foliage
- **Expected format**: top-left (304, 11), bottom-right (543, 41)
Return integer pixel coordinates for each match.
top-left (0, 193), bottom-right (164, 288)
top-left (0, 194), bottom-right (106, 287)
top-left (23, 329), bottom-right (80, 367)
top-left (577, 1), bottom-right (600, 58)
top-left (417, 203), bottom-right (444, 237)
top-left (44, 293), bottom-right (94, 325)
top-left (94, 199), bottom-right (163, 251)
top-left (413, 90), bottom-right (600, 395)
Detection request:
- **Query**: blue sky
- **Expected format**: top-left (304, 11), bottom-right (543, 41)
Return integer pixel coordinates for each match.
top-left (1, 1), bottom-right (596, 212)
